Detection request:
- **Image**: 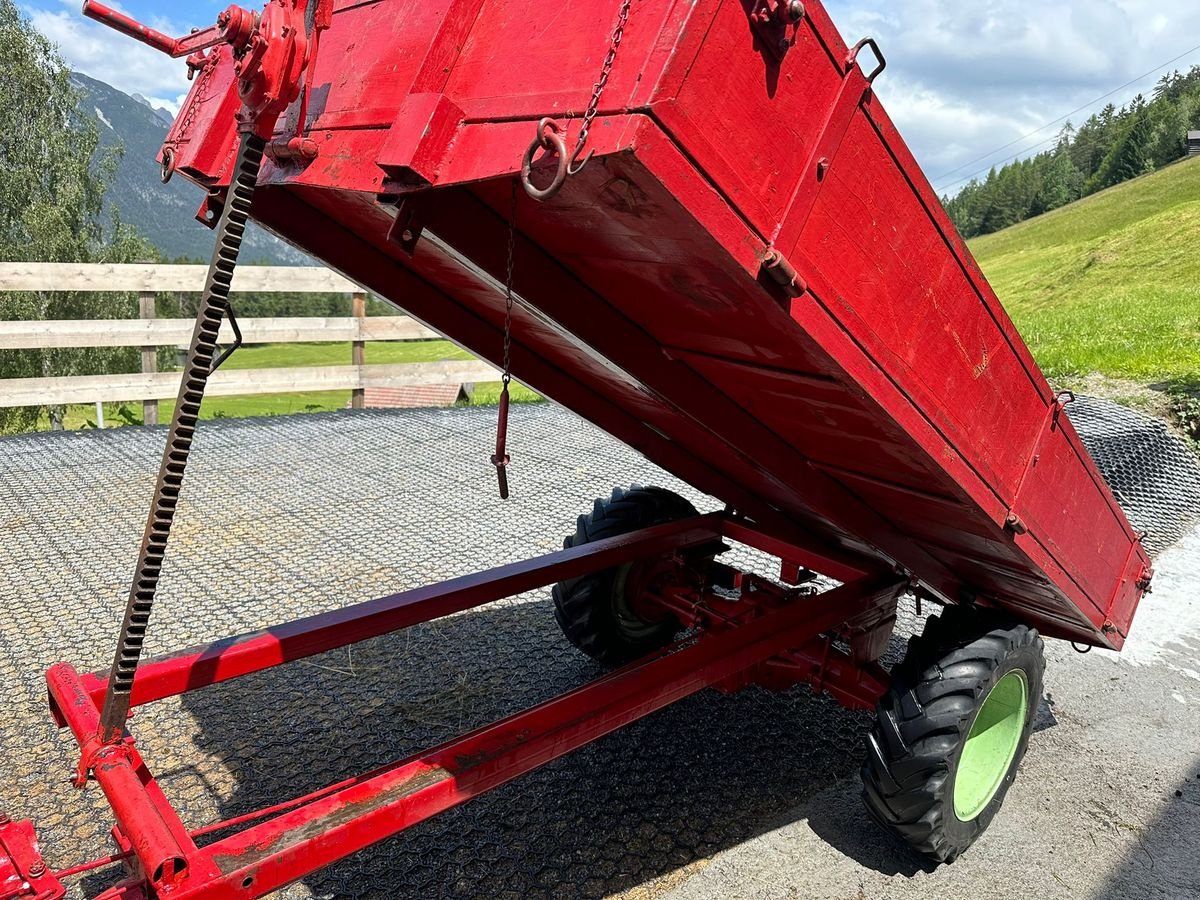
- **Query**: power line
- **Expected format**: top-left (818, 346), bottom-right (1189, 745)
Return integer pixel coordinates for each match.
top-left (931, 41), bottom-right (1200, 192)
top-left (934, 133), bottom-right (1066, 197)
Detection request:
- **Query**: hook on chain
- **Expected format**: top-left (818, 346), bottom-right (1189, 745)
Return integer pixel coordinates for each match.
top-left (520, 118), bottom-right (570, 201)
top-left (566, 144), bottom-right (594, 178)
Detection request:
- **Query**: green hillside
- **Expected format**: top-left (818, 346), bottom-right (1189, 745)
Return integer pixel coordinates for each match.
top-left (970, 155), bottom-right (1200, 384)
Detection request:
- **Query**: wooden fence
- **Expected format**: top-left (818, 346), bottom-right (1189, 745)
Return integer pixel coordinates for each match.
top-left (0, 263), bottom-right (497, 425)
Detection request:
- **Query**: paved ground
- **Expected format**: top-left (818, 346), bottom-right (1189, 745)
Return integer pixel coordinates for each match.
top-left (1, 402), bottom-right (1198, 900)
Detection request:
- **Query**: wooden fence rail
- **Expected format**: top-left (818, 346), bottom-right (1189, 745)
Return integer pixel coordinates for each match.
top-left (0, 316), bottom-right (439, 350)
top-left (0, 362), bottom-right (497, 407)
top-left (0, 263), bottom-right (497, 424)
top-left (0, 262), bottom-right (359, 293)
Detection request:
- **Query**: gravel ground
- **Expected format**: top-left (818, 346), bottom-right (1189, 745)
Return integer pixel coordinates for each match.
top-left (0, 401), bottom-right (1197, 900)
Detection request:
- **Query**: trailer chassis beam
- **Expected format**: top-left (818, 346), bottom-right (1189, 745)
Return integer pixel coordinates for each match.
top-left (41, 514), bottom-right (899, 899)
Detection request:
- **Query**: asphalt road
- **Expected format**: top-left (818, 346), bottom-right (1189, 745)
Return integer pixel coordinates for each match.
top-left (656, 525), bottom-right (1200, 900)
top-left (1, 403), bottom-right (1197, 900)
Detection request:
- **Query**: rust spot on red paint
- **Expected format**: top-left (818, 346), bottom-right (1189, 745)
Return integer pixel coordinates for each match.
top-left (972, 347), bottom-right (990, 379)
top-left (211, 766), bottom-right (453, 875)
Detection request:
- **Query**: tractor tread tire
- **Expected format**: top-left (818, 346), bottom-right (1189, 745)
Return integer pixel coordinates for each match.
top-left (552, 486), bottom-right (698, 667)
top-left (861, 604), bottom-right (1044, 863)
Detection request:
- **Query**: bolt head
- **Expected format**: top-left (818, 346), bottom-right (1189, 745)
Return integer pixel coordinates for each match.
top-left (787, 0), bottom-right (805, 22)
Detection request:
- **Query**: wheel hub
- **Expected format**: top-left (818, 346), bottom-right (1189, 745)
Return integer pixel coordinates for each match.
top-left (953, 670), bottom-right (1029, 821)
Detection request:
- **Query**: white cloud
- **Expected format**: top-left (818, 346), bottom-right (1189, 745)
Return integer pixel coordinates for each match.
top-left (24, 0), bottom-right (193, 110)
top-left (825, 0), bottom-right (1200, 191)
top-left (144, 93), bottom-right (189, 117)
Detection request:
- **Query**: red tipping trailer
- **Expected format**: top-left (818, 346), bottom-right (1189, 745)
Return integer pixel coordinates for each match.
top-left (4, 1), bottom-right (1153, 896)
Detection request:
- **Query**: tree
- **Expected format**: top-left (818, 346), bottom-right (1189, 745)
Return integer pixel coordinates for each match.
top-left (1033, 147), bottom-right (1083, 215)
top-left (944, 68), bottom-right (1200, 237)
top-left (1086, 104), bottom-right (1153, 195)
top-left (0, 0), bottom-right (156, 433)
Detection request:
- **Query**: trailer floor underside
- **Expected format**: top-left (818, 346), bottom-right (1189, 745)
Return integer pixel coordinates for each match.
top-left (1, 400), bottom-right (1197, 899)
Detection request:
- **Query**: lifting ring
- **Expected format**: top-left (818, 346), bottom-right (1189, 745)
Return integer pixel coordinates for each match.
top-left (160, 147), bottom-right (176, 184)
top-left (520, 118), bottom-right (569, 201)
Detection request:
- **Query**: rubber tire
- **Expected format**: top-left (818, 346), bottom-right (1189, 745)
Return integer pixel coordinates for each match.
top-left (861, 604), bottom-right (1045, 863)
top-left (552, 486), bottom-right (698, 667)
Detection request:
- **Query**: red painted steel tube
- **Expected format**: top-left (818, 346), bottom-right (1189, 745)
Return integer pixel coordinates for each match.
top-left (45, 664), bottom-right (195, 890)
top-left (65, 514), bottom-right (726, 715)
top-left (165, 574), bottom-right (906, 898)
top-left (721, 517), bottom-right (872, 585)
top-left (80, 1), bottom-right (222, 57)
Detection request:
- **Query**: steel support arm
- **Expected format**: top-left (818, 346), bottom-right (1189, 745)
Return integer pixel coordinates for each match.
top-left (59, 514), bottom-right (727, 718)
top-left (64, 573), bottom-right (904, 899)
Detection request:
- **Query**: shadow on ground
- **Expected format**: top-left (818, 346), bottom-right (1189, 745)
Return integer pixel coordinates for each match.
top-left (1090, 762), bottom-right (1200, 900)
top-left (141, 600), bottom-right (918, 899)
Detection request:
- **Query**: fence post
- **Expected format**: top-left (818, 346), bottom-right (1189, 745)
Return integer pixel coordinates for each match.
top-left (351, 291), bottom-right (366, 410)
top-left (139, 290), bottom-right (158, 426)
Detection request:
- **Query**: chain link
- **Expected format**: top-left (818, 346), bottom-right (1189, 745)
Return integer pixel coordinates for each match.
top-left (567, 0), bottom-right (633, 175)
top-left (502, 180), bottom-right (517, 387)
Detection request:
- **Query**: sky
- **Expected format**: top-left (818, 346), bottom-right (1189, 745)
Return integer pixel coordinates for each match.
top-left (22, 0), bottom-right (1200, 196)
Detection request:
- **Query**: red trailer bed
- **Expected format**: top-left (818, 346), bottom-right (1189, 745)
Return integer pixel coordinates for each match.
top-left (158, 0), bottom-right (1149, 648)
top-left (6, 1), bottom-right (1156, 896)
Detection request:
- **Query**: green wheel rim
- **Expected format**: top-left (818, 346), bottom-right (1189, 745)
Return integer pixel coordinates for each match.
top-left (953, 670), bottom-right (1029, 821)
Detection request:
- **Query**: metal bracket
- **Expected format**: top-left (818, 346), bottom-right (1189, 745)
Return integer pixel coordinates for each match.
top-left (846, 37), bottom-right (886, 84)
top-left (747, 0), bottom-right (806, 59)
top-left (1005, 391), bottom-right (1075, 536)
top-left (0, 817), bottom-right (62, 900)
top-left (770, 34), bottom-right (885, 248)
top-left (386, 196), bottom-right (428, 257)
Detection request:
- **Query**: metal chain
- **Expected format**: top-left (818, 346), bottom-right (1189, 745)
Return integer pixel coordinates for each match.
top-left (502, 180), bottom-right (517, 387)
top-left (520, 0), bottom-right (634, 200)
top-left (490, 181), bottom-right (518, 499)
top-left (567, 0), bottom-right (633, 175)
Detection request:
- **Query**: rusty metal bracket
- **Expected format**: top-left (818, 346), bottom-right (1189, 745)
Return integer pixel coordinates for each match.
top-left (386, 196), bottom-right (429, 257)
top-left (759, 247), bottom-right (808, 298)
top-left (846, 37), bottom-right (886, 84)
top-left (747, 0), bottom-right (806, 59)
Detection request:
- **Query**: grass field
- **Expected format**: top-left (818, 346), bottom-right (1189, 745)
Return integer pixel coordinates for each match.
top-left (970, 155), bottom-right (1200, 386)
top-left (44, 339), bottom-right (541, 431)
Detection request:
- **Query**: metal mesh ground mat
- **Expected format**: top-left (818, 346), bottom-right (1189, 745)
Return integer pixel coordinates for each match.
top-left (1067, 395), bottom-right (1200, 556)
top-left (0, 398), bottom-right (1191, 899)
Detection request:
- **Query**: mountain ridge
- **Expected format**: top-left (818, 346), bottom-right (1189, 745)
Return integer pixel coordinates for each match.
top-left (72, 72), bottom-right (308, 265)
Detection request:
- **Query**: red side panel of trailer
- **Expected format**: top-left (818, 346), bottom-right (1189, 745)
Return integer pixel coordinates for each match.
top-left (162, 0), bottom-right (1150, 648)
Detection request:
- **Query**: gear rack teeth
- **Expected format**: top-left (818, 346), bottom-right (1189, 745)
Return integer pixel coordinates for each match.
top-left (96, 133), bottom-right (266, 742)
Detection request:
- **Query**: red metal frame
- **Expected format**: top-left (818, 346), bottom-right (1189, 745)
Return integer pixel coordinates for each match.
top-left (29, 514), bottom-right (902, 899)
top-left (29, 0), bottom-right (1157, 895)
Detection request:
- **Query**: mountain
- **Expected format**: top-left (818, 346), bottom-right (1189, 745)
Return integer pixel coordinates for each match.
top-left (969, 155), bottom-right (1200, 384)
top-left (71, 72), bottom-right (309, 264)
